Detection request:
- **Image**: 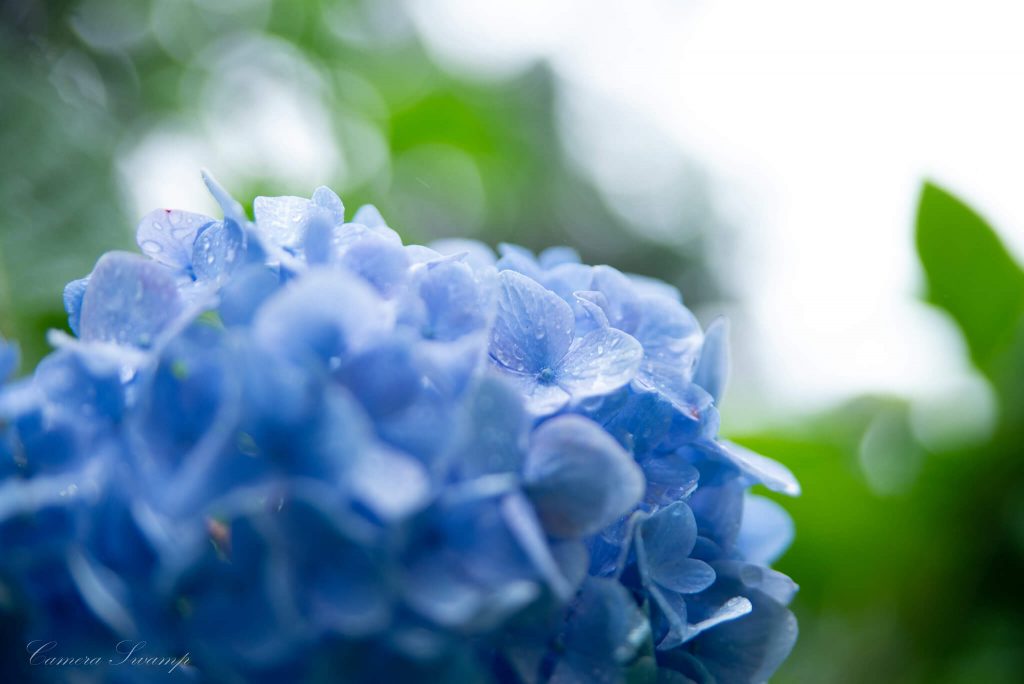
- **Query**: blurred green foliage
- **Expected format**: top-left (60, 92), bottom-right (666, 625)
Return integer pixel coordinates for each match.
top-left (756, 184), bottom-right (1024, 684)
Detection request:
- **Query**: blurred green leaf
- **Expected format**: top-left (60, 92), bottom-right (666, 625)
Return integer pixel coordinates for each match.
top-left (916, 182), bottom-right (1024, 372)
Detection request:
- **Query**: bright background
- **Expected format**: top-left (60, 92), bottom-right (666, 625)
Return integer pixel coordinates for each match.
top-left (3, 1), bottom-right (1024, 681)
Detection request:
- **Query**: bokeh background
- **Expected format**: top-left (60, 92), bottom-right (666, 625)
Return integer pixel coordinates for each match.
top-left (2, 1), bottom-right (1023, 681)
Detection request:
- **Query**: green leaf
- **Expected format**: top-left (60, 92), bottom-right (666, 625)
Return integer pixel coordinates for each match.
top-left (915, 181), bottom-right (1024, 371)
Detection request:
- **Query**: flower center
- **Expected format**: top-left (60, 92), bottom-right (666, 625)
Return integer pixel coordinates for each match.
top-left (538, 367), bottom-right (556, 384)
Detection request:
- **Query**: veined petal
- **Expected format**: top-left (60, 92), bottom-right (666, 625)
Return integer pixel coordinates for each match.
top-left (79, 252), bottom-right (182, 348)
top-left (556, 327), bottom-right (642, 400)
top-left (253, 195), bottom-right (319, 251)
top-left (192, 219), bottom-right (245, 284)
top-left (136, 208), bottom-right (214, 270)
top-left (490, 270), bottom-right (574, 374)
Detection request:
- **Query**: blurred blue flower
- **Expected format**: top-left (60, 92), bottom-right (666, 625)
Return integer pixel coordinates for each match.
top-left (0, 174), bottom-right (799, 683)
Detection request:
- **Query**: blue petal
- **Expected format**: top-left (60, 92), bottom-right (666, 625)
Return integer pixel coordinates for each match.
top-left (638, 502), bottom-right (715, 594)
top-left (253, 194), bottom-right (321, 251)
top-left (402, 554), bottom-right (484, 627)
top-left (503, 372), bottom-right (571, 416)
top-left (136, 208), bottom-right (214, 270)
top-left (549, 578), bottom-right (650, 683)
top-left (639, 452), bottom-right (700, 507)
top-left (449, 374), bottom-right (528, 479)
top-left (276, 493), bottom-right (392, 638)
top-left (703, 439), bottom-right (801, 496)
top-left (428, 238), bottom-right (497, 270)
top-left (312, 185), bottom-right (345, 222)
top-left (693, 316), bottom-right (729, 405)
top-left (489, 270), bottom-right (574, 374)
top-left (685, 568), bottom-right (798, 684)
top-left (736, 493), bottom-right (795, 566)
top-left (201, 169), bottom-right (247, 226)
top-left (496, 243), bottom-right (544, 281)
top-left (352, 204), bottom-right (386, 228)
top-left (556, 327), bottom-right (643, 400)
top-left (538, 246), bottom-right (581, 268)
top-left (339, 236), bottom-right (409, 297)
top-left (192, 219), bottom-right (245, 284)
top-left (631, 296), bottom-right (702, 387)
top-left (218, 265), bottom-right (281, 327)
top-left (590, 265), bottom-right (644, 331)
top-left (627, 272), bottom-right (682, 302)
top-left (524, 415), bottom-right (645, 538)
top-left (502, 492), bottom-right (577, 599)
top-left (253, 268), bottom-right (393, 367)
top-left (349, 446), bottom-right (430, 521)
top-left (35, 348), bottom-right (123, 422)
top-left (336, 337), bottom-right (422, 418)
top-left (62, 277), bottom-right (90, 336)
top-left (413, 257), bottom-right (492, 341)
top-left (78, 252), bottom-right (183, 348)
top-left (714, 560), bottom-right (799, 606)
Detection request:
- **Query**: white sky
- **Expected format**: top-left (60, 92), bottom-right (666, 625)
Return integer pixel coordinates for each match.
top-left (406, 0), bottom-right (1024, 422)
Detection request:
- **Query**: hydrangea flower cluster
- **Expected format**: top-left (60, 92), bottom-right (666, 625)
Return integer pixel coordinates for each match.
top-left (0, 173), bottom-right (798, 683)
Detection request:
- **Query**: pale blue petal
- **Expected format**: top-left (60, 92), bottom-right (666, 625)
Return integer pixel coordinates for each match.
top-left (62, 276), bottom-right (89, 336)
top-left (352, 204), bottom-right (386, 228)
top-left (627, 272), bottom-right (682, 302)
top-left (349, 446), bottom-right (430, 521)
top-left (709, 439), bottom-right (801, 496)
top-left (590, 265), bottom-right (643, 331)
top-left (79, 252), bottom-right (182, 347)
top-left (414, 257), bottom-right (492, 341)
top-left (218, 265), bottom-right (280, 327)
top-left (192, 219), bottom-right (245, 284)
top-left (489, 270), bottom-right (574, 374)
top-left (538, 246), bottom-right (581, 268)
top-left (524, 415), bottom-right (644, 538)
top-left (694, 316), bottom-right (729, 405)
top-left (450, 374), bottom-right (527, 478)
top-left (429, 238), bottom-right (497, 270)
top-left (638, 502), bottom-right (716, 594)
top-left (556, 328), bottom-right (642, 400)
top-left (736, 493), bottom-right (795, 566)
top-left (640, 453), bottom-right (699, 507)
top-left (339, 236), bottom-right (409, 297)
top-left (496, 243), bottom-right (544, 281)
top-left (201, 169), bottom-right (247, 225)
top-left (253, 268), bottom-right (393, 366)
top-left (253, 194), bottom-right (318, 251)
top-left (136, 208), bottom-right (213, 270)
top-left (312, 185), bottom-right (345, 222)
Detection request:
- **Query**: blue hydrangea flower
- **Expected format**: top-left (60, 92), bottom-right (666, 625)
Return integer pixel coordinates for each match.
top-left (0, 174), bottom-right (799, 683)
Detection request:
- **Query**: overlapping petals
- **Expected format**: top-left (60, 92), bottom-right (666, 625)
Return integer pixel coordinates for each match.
top-left (0, 175), bottom-right (799, 683)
